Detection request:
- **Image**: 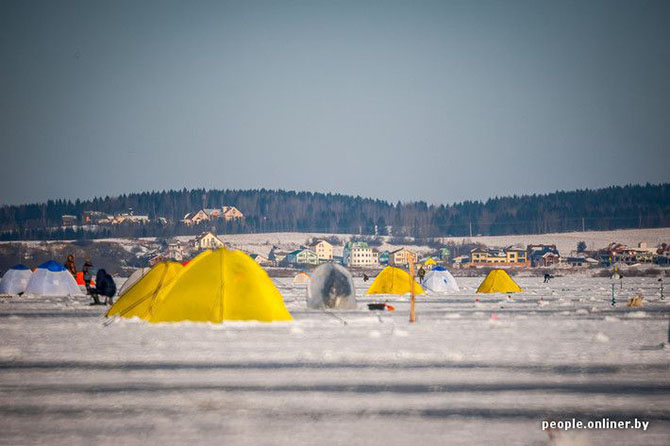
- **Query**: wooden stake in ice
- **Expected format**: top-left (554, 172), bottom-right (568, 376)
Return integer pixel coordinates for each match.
top-left (409, 262), bottom-right (416, 323)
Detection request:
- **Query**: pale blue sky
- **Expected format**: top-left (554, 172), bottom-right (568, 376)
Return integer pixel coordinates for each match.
top-left (1, 0), bottom-right (668, 205)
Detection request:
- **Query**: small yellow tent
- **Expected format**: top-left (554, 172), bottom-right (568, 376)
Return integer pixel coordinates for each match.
top-left (366, 266), bottom-right (424, 295)
top-left (108, 262), bottom-right (183, 318)
top-left (107, 248), bottom-right (292, 322)
top-left (424, 258), bottom-right (437, 266)
top-left (476, 269), bottom-right (523, 293)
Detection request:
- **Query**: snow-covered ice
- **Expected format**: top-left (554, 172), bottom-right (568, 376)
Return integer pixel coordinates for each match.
top-left (0, 275), bottom-right (668, 445)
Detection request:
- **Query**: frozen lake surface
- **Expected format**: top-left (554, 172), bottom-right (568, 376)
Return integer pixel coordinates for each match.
top-left (0, 276), bottom-right (668, 445)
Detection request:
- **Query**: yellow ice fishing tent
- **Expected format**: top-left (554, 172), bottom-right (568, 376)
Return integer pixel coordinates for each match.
top-left (476, 269), bottom-right (522, 293)
top-left (108, 262), bottom-right (183, 317)
top-left (366, 266), bottom-right (424, 295)
top-left (107, 248), bottom-right (292, 322)
top-left (424, 258), bottom-right (437, 267)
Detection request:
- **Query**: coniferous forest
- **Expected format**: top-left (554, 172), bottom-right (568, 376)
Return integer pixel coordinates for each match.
top-left (0, 183), bottom-right (667, 240)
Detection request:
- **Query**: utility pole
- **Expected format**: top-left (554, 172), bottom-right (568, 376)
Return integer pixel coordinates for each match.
top-left (409, 262), bottom-right (416, 323)
top-left (582, 217), bottom-right (585, 232)
top-left (469, 221), bottom-right (472, 238)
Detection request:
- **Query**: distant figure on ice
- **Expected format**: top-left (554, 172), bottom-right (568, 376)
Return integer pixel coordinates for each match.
top-left (417, 266), bottom-right (426, 282)
top-left (90, 269), bottom-right (116, 305)
top-left (363, 273), bottom-right (369, 282)
top-left (611, 270), bottom-right (624, 290)
top-left (82, 260), bottom-right (94, 295)
top-left (64, 254), bottom-right (77, 277)
top-left (543, 273), bottom-right (554, 283)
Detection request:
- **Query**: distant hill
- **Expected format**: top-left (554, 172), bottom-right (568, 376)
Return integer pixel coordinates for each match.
top-left (0, 184), bottom-right (668, 240)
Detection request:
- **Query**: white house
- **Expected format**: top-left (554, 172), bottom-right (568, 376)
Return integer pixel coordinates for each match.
top-left (82, 210), bottom-right (111, 225)
top-left (61, 215), bottom-right (77, 227)
top-left (166, 240), bottom-right (185, 262)
top-left (194, 231), bottom-right (225, 250)
top-left (343, 242), bottom-right (378, 267)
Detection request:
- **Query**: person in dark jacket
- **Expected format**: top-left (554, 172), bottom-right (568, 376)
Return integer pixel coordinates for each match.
top-left (91, 269), bottom-right (116, 305)
top-left (82, 260), bottom-right (94, 295)
top-left (417, 267), bottom-right (426, 282)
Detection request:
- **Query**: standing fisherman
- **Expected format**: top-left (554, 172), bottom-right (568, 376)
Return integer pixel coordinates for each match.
top-left (82, 260), bottom-right (94, 295)
top-left (417, 266), bottom-right (426, 282)
top-left (64, 254), bottom-right (77, 277)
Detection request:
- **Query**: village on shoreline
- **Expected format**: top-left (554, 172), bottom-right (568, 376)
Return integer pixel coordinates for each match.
top-left (1, 226), bottom-right (668, 279)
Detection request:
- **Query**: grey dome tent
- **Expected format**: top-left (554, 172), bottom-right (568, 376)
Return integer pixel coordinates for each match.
top-left (307, 263), bottom-right (357, 309)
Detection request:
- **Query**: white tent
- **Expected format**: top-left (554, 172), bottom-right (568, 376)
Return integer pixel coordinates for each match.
top-left (293, 271), bottom-right (311, 285)
top-left (307, 263), bottom-right (357, 309)
top-left (421, 267), bottom-right (459, 293)
top-left (0, 265), bottom-right (32, 295)
top-left (24, 261), bottom-right (83, 296)
top-left (117, 267), bottom-right (150, 297)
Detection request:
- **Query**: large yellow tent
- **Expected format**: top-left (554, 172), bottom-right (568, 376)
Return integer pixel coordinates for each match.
top-left (366, 266), bottom-right (424, 295)
top-left (107, 248), bottom-right (292, 322)
top-left (476, 269), bottom-right (523, 293)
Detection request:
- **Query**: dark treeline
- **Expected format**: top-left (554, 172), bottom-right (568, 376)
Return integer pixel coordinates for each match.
top-left (0, 184), bottom-right (667, 240)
